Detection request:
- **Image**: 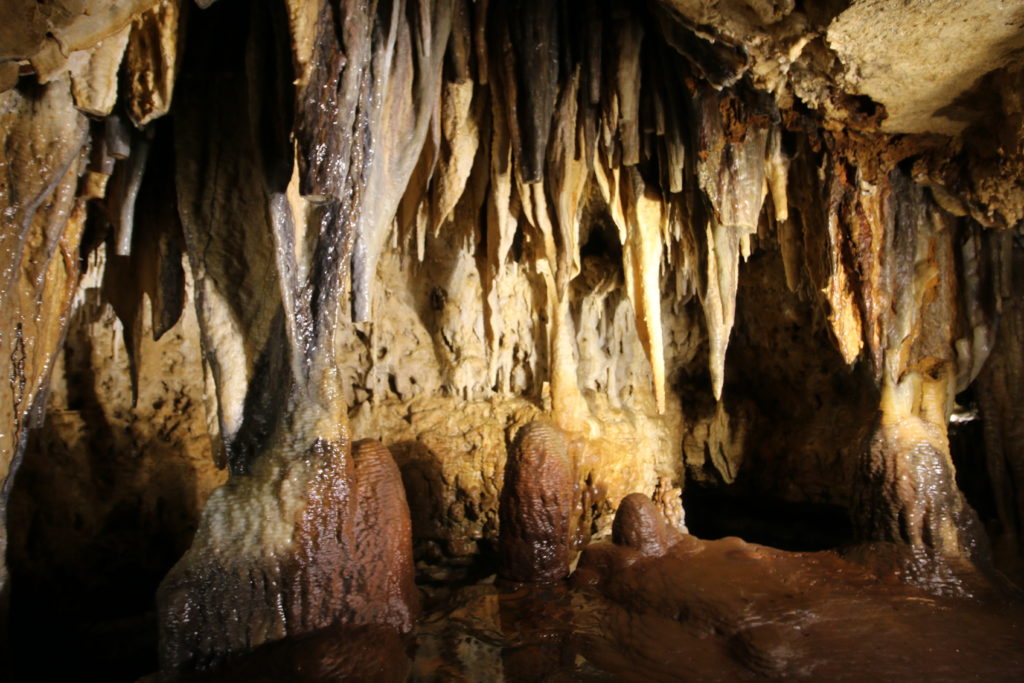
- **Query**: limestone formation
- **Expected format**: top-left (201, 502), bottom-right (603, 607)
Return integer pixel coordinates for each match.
top-left (2, 0), bottom-right (1024, 679)
top-left (498, 421), bottom-right (576, 583)
top-left (612, 492), bottom-right (683, 558)
top-left (157, 437), bottom-right (417, 674)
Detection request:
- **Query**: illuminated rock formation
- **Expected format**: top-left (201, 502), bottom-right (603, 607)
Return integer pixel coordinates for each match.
top-left (157, 437), bottom-right (417, 673)
top-left (498, 421), bottom-right (576, 583)
top-left (2, 0), bottom-right (1024, 679)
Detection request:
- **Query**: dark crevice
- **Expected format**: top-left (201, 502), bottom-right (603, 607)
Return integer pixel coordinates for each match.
top-left (684, 482), bottom-right (854, 552)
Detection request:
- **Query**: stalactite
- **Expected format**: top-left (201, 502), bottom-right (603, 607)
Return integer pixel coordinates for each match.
top-left (174, 1), bottom-right (293, 471)
top-left (123, 0), bottom-right (184, 127)
top-left (695, 90), bottom-right (770, 399)
top-left (66, 23), bottom-right (132, 117)
top-left (506, 0), bottom-right (559, 184)
top-left (0, 73), bottom-right (91, 622)
top-left (112, 134), bottom-right (150, 257)
top-left (431, 78), bottom-right (480, 234)
top-left (955, 224), bottom-right (997, 391)
top-left (351, 0), bottom-right (454, 323)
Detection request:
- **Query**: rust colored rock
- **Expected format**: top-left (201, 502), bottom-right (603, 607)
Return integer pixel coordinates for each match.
top-left (179, 623), bottom-right (411, 683)
top-left (612, 492), bottom-right (681, 558)
top-left (350, 439), bottom-right (420, 633)
top-left (157, 437), bottom-right (418, 675)
top-left (854, 413), bottom-right (986, 568)
top-left (498, 421), bottom-right (575, 583)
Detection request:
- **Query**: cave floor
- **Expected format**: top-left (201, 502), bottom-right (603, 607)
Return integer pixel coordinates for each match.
top-left (410, 536), bottom-right (1024, 681)
top-left (176, 536), bottom-right (1024, 682)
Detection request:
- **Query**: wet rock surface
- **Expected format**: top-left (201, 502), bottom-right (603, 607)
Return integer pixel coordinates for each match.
top-left (498, 421), bottom-right (576, 583)
top-left (3, 0), bottom-right (1024, 680)
top-left (156, 436), bottom-right (417, 675)
top-left (414, 536), bottom-right (1024, 682)
top-left (611, 492), bottom-right (684, 558)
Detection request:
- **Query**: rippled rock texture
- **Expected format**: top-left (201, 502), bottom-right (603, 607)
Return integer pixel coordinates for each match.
top-left (498, 421), bottom-right (577, 583)
top-left (415, 532), bottom-right (1023, 681)
top-left (157, 437), bottom-right (417, 674)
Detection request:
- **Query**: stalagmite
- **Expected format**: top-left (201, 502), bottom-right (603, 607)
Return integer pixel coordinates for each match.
top-left (611, 492), bottom-right (682, 557)
top-left (499, 421), bottom-right (576, 583)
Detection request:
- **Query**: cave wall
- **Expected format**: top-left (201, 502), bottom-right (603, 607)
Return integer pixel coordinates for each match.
top-left (2, 0), bottom-right (1024, 673)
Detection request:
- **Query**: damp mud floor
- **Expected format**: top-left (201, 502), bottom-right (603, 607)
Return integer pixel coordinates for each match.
top-left (179, 536), bottom-right (1024, 682)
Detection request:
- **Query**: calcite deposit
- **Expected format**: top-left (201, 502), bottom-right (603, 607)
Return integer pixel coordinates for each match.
top-left (2, 0), bottom-right (1024, 680)
top-left (497, 421), bottom-right (577, 583)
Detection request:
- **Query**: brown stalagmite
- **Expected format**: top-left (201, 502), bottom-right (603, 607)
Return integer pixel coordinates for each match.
top-left (158, 428), bottom-right (417, 676)
top-left (499, 421), bottom-right (576, 583)
top-left (350, 439), bottom-right (420, 633)
top-left (157, 431), bottom-right (355, 674)
top-left (612, 492), bottom-right (681, 557)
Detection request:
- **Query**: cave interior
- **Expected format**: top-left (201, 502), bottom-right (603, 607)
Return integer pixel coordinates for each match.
top-left (2, 0), bottom-right (1024, 680)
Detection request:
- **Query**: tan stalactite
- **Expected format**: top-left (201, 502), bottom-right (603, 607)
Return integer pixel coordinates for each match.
top-left (823, 207), bottom-right (865, 365)
top-left (546, 69), bottom-right (596, 429)
top-left (283, 0), bottom-right (321, 92)
top-left (67, 24), bottom-right (132, 117)
top-left (0, 75), bottom-right (90, 612)
top-left (517, 175), bottom-right (589, 432)
top-left (696, 101), bottom-right (770, 399)
top-left (431, 78), bottom-right (480, 233)
top-left (549, 69), bottom-right (589, 290)
top-left (595, 159), bottom-right (667, 414)
top-left (123, 0), bottom-right (184, 127)
top-left (484, 82), bottom-right (519, 392)
top-left (623, 173), bottom-right (668, 414)
top-left (765, 126), bottom-right (789, 223)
